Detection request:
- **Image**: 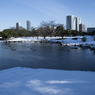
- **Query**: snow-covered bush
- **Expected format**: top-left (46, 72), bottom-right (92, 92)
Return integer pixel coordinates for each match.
top-left (93, 36), bottom-right (95, 41)
top-left (81, 37), bottom-right (87, 42)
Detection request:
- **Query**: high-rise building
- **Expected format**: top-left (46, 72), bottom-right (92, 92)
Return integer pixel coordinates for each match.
top-left (27, 20), bottom-right (31, 31)
top-left (16, 22), bottom-right (20, 30)
top-left (79, 24), bottom-right (85, 32)
top-left (76, 17), bottom-right (81, 31)
top-left (66, 15), bottom-right (76, 30)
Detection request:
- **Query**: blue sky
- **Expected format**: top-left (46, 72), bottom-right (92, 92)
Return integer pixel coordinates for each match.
top-left (0, 0), bottom-right (95, 31)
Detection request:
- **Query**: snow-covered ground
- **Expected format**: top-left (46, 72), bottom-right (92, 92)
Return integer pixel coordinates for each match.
top-left (6, 36), bottom-right (61, 42)
top-left (1, 36), bottom-right (95, 49)
top-left (50, 36), bottom-right (95, 46)
top-left (0, 67), bottom-right (95, 95)
top-left (3, 36), bottom-right (95, 46)
top-left (0, 36), bottom-right (95, 95)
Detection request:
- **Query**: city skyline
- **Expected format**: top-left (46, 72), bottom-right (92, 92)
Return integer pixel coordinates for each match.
top-left (66, 15), bottom-right (82, 31)
top-left (0, 0), bottom-right (95, 31)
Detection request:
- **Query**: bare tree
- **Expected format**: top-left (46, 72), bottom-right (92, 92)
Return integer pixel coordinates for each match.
top-left (39, 21), bottom-right (56, 39)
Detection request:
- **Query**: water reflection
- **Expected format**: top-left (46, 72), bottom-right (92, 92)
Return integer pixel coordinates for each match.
top-left (0, 42), bottom-right (95, 71)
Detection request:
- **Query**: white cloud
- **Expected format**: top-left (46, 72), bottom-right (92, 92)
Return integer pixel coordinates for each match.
top-left (46, 80), bottom-right (85, 84)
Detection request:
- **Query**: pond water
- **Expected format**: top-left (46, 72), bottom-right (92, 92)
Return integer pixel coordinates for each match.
top-left (0, 42), bottom-right (95, 71)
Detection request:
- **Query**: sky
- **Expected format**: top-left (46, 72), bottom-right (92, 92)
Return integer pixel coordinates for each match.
top-left (0, 0), bottom-right (95, 31)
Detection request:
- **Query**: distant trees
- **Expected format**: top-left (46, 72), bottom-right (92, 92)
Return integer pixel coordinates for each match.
top-left (70, 30), bottom-right (82, 36)
top-left (17, 30), bottom-right (31, 37)
top-left (1, 29), bottom-right (18, 39)
top-left (55, 25), bottom-right (82, 38)
top-left (0, 27), bottom-right (83, 40)
top-left (1, 29), bottom-right (32, 39)
top-left (31, 28), bottom-right (39, 38)
top-left (0, 20), bottom-right (91, 39)
top-left (55, 25), bottom-right (64, 38)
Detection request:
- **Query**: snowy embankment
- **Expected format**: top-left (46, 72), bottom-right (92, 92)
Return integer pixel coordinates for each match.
top-left (1, 36), bottom-right (95, 49)
top-left (50, 36), bottom-right (95, 49)
top-left (6, 36), bottom-right (61, 43)
top-left (0, 67), bottom-right (95, 95)
top-left (50, 36), bottom-right (95, 45)
top-left (5, 36), bottom-right (95, 45)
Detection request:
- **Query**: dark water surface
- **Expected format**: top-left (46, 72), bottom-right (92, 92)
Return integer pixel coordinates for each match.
top-left (0, 42), bottom-right (95, 71)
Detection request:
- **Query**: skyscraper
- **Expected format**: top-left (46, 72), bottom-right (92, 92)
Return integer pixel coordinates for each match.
top-left (16, 22), bottom-right (20, 30)
top-left (27, 20), bottom-right (31, 31)
top-left (66, 15), bottom-right (76, 30)
top-left (79, 24), bottom-right (85, 32)
top-left (76, 17), bottom-right (81, 31)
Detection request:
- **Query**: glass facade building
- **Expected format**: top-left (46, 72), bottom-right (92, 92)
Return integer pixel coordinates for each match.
top-left (27, 21), bottom-right (31, 31)
top-left (16, 22), bottom-right (20, 30)
top-left (66, 15), bottom-right (76, 30)
top-left (66, 15), bottom-right (81, 31)
top-left (76, 17), bottom-right (81, 31)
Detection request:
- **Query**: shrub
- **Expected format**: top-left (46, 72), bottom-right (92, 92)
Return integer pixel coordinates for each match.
top-left (93, 36), bottom-right (95, 41)
top-left (72, 38), bottom-right (78, 40)
top-left (81, 37), bottom-right (87, 42)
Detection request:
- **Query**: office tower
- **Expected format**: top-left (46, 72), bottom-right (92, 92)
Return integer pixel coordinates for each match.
top-left (66, 15), bottom-right (76, 30)
top-left (16, 22), bottom-right (20, 30)
top-left (76, 17), bottom-right (81, 31)
top-left (79, 24), bottom-right (85, 32)
top-left (27, 20), bottom-right (31, 31)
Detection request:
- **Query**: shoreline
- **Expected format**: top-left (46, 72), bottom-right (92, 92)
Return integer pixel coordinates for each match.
top-left (0, 36), bottom-right (95, 50)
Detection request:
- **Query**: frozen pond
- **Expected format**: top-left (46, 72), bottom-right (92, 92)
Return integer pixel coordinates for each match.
top-left (0, 42), bottom-right (95, 71)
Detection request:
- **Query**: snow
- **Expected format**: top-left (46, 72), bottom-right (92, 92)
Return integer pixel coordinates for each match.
top-left (50, 36), bottom-right (95, 45)
top-left (2, 36), bottom-right (95, 46)
top-left (1, 35), bottom-right (95, 49)
top-left (0, 36), bottom-right (95, 94)
top-left (0, 67), bottom-right (95, 95)
top-left (6, 36), bottom-right (61, 42)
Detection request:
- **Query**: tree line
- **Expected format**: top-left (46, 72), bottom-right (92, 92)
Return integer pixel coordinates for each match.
top-left (0, 21), bottom-right (87, 39)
